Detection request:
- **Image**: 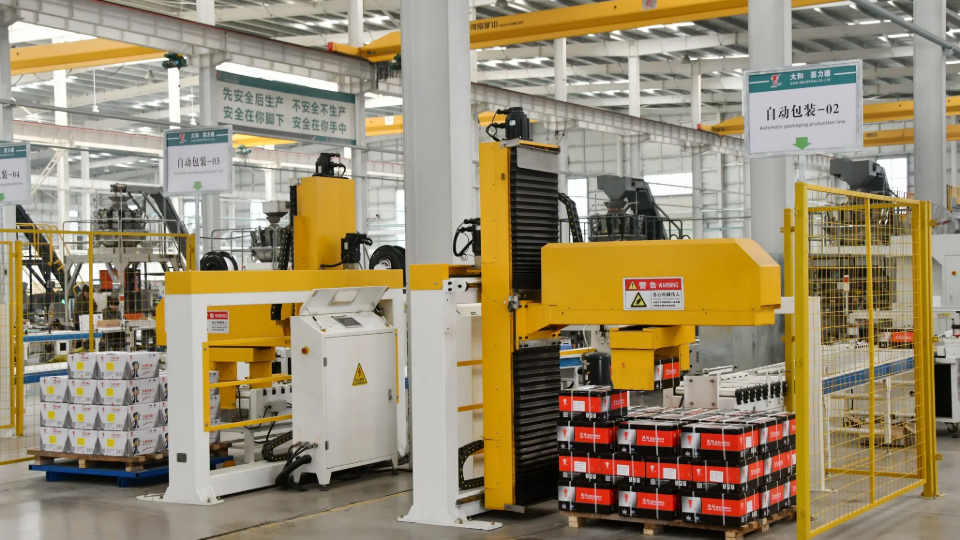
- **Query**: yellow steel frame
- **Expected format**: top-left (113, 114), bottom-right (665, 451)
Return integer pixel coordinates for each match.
top-left (333, 0), bottom-right (835, 63)
top-left (11, 39), bottom-right (163, 75)
top-left (365, 112), bottom-right (536, 137)
top-left (793, 183), bottom-right (938, 540)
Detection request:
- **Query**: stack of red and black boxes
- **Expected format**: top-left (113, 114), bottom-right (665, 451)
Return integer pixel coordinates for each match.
top-left (557, 399), bottom-right (796, 526)
top-left (558, 386), bottom-right (626, 514)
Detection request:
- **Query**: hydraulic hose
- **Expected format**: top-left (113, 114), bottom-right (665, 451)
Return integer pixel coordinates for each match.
top-left (275, 454), bottom-right (312, 491)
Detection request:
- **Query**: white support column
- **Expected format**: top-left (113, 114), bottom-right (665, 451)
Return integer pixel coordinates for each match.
top-left (168, 66), bottom-right (181, 126)
top-left (197, 0), bottom-right (220, 260)
top-left (748, 0), bottom-right (792, 255)
top-left (398, 0), bottom-right (497, 531)
top-left (264, 145), bottom-right (276, 201)
top-left (555, 38), bottom-right (569, 241)
top-left (80, 150), bottom-right (91, 230)
top-left (691, 60), bottom-right (703, 239)
top-left (54, 68), bottom-right (69, 228)
top-left (348, 0), bottom-right (363, 47)
top-left (469, 1), bottom-right (479, 83)
top-left (0, 12), bottom-right (17, 239)
top-left (914, 0), bottom-right (947, 205)
top-left (354, 95), bottom-right (368, 234)
top-left (627, 50), bottom-right (642, 177)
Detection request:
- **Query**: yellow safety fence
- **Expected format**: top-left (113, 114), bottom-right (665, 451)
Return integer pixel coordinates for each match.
top-left (0, 227), bottom-right (193, 466)
top-left (792, 183), bottom-right (938, 540)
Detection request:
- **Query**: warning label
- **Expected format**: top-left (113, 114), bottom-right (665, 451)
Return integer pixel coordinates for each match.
top-left (623, 278), bottom-right (684, 311)
top-left (352, 363), bottom-right (368, 386)
top-left (206, 310), bottom-right (229, 334)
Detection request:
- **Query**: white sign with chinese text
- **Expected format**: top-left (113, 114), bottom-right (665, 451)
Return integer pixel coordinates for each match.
top-left (0, 142), bottom-right (31, 205)
top-left (215, 71), bottom-right (357, 145)
top-left (744, 60), bottom-right (863, 158)
top-left (163, 127), bottom-right (233, 196)
top-left (207, 310), bottom-right (229, 334)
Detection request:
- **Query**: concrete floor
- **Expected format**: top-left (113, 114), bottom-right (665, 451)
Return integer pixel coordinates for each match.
top-left (0, 428), bottom-right (957, 540)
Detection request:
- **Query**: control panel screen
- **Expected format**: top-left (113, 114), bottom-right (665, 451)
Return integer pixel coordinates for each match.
top-left (332, 315), bottom-right (362, 328)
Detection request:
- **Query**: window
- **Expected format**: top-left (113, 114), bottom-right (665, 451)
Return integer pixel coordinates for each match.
top-left (875, 157), bottom-right (908, 196)
top-left (567, 178), bottom-right (588, 219)
top-left (644, 172), bottom-right (693, 196)
top-left (395, 189), bottom-right (405, 226)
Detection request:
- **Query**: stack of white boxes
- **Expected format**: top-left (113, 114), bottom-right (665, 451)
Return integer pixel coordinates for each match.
top-left (38, 352), bottom-right (168, 457)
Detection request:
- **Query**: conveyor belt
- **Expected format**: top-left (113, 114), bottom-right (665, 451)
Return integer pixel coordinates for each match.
top-left (513, 344), bottom-right (559, 506)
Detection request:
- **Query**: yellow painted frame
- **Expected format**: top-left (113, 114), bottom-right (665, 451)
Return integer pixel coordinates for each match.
top-left (793, 183), bottom-right (938, 540)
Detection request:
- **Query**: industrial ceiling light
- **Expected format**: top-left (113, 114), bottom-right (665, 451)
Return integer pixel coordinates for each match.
top-left (681, 54), bottom-right (692, 64)
top-left (496, 0), bottom-right (509, 7)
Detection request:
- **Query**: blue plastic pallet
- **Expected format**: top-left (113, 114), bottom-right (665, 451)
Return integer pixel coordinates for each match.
top-left (29, 455), bottom-right (233, 488)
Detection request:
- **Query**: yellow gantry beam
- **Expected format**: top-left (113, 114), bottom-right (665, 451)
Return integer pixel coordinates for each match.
top-left (11, 39), bottom-right (164, 75)
top-left (704, 97), bottom-right (960, 136)
top-left (329, 0), bottom-right (836, 63)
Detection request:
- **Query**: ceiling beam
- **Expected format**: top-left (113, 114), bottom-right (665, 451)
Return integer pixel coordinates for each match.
top-left (475, 22), bottom-right (902, 61)
top-left (277, 30), bottom-right (393, 48)
top-left (11, 39), bottom-right (163, 75)
top-left (70, 76), bottom-right (200, 107)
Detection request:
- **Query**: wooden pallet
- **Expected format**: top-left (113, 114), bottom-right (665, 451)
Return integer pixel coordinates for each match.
top-left (563, 506), bottom-right (796, 540)
top-left (27, 442), bottom-right (232, 473)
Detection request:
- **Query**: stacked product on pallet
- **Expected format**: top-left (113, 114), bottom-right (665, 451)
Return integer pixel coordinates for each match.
top-left (557, 393), bottom-right (796, 527)
top-left (37, 352), bottom-right (170, 457)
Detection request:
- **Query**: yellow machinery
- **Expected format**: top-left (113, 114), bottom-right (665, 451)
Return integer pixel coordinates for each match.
top-left (419, 138), bottom-right (783, 510)
top-left (157, 164), bottom-right (398, 411)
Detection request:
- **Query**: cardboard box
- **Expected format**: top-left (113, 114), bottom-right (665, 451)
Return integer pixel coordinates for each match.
top-left (559, 452), bottom-right (611, 483)
top-left (40, 376), bottom-right (69, 403)
top-left (40, 402), bottom-right (70, 428)
top-left (97, 403), bottom-right (164, 431)
top-left (67, 352), bottom-right (99, 380)
top-left (559, 386), bottom-right (628, 421)
top-left (558, 480), bottom-right (617, 514)
top-left (97, 351), bottom-right (162, 380)
top-left (210, 370), bottom-right (219, 396)
top-left (98, 428), bottom-right (163, 457)
top-left (40, 427), bottom-right (69, 452)
top-left (608, 452), bottom-right (646, 488)
top-left (210, 393), bottom-right (221, 421)
top-left (208, 421), bottom-right (220, 445)
top-left (617, 420), bottom-right (682, 457)
top-left (96, 378), bottom-right (162, 406)
top-left (69, 379), bottom-right (98, 405)
top-left (645, 456), bottom-right (693, 489)
top-left (161, 402), bottom-right (169, 428)
top-left (557, 419), bottom-right (617, 453)
top-left (159, 375), bottom-right (168, 401)
top-left (67, 404), bottom-right (99, 430)
top-left (681, 423), bottom-right (754, 461)
top-left (162, 426), bottom-right (170, 452)
top-left (68, 429), bottom-right (99, 455)
top-left (681, 489), bottom-right (759, 527)
top-left (618, 485), bottom-right (680, 520)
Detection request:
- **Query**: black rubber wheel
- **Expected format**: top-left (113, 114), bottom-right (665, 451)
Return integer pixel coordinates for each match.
top-left (370, 245), bottom-right (406, 282)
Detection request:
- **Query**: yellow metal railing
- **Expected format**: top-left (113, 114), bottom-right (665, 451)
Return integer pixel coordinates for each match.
top-left (793, 183), bottom-right (938, 540)
top-left (201, 342), bottom-right (292, 432)
top-left (0, 228), bottom-right (194, 466)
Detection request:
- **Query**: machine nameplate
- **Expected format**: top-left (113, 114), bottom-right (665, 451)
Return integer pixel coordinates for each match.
top-left (623, 277), bottom-right (684, 311)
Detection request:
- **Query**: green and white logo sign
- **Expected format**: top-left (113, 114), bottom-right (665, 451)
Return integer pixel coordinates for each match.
top-left (0, 142), bottom-right (31, 205)
top-left (163, 127), bottom-right (233, 196)
top-left (744, 60), bottom-right (863, 158)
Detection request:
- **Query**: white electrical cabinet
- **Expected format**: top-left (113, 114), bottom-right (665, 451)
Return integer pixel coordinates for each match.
top-left (290, 286), bottom-right (398, 487)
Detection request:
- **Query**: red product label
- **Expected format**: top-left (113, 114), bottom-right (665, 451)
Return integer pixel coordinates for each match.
top-left (699, 496), bottom-right (748, 517)
top-left (768, 422), bottom-right (783, 443)
top-left (701, 432), bottom-right (746, 452)
top-left (771, 451), bottom-right (788, 474)
top-left (664, 362), bottom-right (680, 380)
top-left (748, 459), bottom-right (763, 481)
top-left (637, 492), bottom-right (678, 511)
top-left (692, 464), bottom-right (745, 485)
top-left (789, 479), bottom-right (796, 497)
top-left (635, 428), bottom-right (680, 448)
top-left (559, 395), bottom-right (609, 413)
top-left (647, 460), bottom-right (692, 481)
top-left (575, 425), bottom-right (616, 444)
top-left (770, 484), bottom-right (785, 505)
top-left (576, 487), bottom-right (613, 505)
top-left (559, 454), bottom-right (604, 475)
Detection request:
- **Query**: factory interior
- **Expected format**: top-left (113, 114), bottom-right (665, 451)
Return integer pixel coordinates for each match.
top-left (0, 1), bottom-right (959, 539)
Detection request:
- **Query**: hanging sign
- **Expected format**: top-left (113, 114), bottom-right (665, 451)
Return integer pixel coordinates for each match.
top-left (0, 142), bottom-right (31, 205)
top-left (163, 127), bottom-right (233, 196)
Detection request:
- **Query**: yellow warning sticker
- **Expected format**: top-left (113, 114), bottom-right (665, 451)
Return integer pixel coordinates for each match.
top-left (628, 281), bottom-right (637, 290)
top-left (352, 363), bottom-right (368, 386)
top-left (631, 292), bottom-right (647, 308)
